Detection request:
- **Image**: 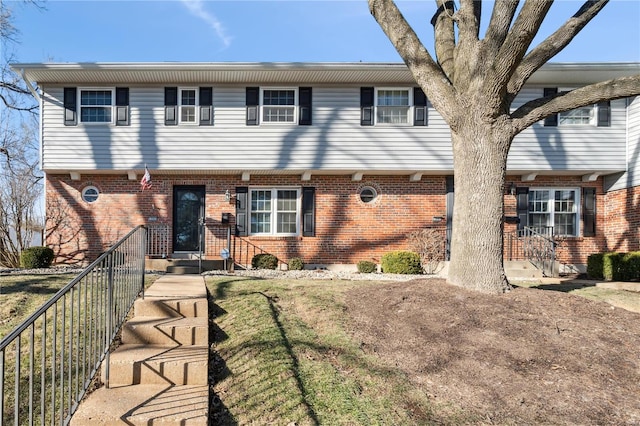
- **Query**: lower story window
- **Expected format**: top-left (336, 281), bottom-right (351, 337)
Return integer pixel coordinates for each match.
top-left (250, 188), bottom-right (300, 235)
top-left (528, 188), bottom-right (579, 236)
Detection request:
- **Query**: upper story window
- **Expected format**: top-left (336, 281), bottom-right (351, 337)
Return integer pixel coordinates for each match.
top-left (376, 89), bottom-right (411, 124)
top-left (361, 87), bottom-right (427, 126)
top-left (249, 187), bottom-right (301, 236)
top-left (559, 106), bottom-right (594, 125)
top-left (261, 88), bottom-right (297, 124)
top-left (80, 89), bottom-right (114, 123)
top-left (164, 87), bottom-right (213, 126)
top-left (528, 188), bottom-right (579, 236)
top-left (543, 87), bottom-right (610, 127)
top-left (179, 88), bottom-right (198, 124)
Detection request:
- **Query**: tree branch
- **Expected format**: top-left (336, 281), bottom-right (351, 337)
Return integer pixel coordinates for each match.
top-left (489, 0), bottom-right (553, 94)
top-left (508, 0), bottom-right (609, 98)
top-left (431, 0), bottom-right (456, 80)
top-left (511, 75), bottom-right (640, 133)
top-left (368, 0), bottom-right (456, 118)
top-left (482, 0), bottom-right (520, 57)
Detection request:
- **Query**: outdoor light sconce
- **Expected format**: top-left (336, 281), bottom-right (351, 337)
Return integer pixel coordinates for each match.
top-left (509, 183), bottom-right (517, 196)
top-left (224, 189), bottom-right (231, 202)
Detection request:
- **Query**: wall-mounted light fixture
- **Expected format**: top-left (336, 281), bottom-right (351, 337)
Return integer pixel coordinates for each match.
top-left (224, 189), bottom-right (231, 202)
top-left (509, 183), bottom-right (517, 196)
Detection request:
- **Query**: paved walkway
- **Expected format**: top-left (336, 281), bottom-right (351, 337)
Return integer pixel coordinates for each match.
top-left (71, 274), bottom-right (209, 425)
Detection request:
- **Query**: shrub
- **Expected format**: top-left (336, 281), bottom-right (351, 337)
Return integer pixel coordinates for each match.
top-left (408, 228), bottom-right (445, 274)
top-left (288, 257), bottom-right (304, 271)
top-left (357, 260), bottom-right (377, 273)
top-left (20, 246), bottom-right (54, 269)
top-left (251, 253), bottom-right (278, 270)
top-left (381, 250), bottom-right (422, 274)
top-left (586, 253), bottom-right (604, 279)
top-left (620, 252), bottom-right (640, 281)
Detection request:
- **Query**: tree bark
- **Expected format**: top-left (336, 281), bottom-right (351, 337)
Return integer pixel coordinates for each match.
top-left (447, 119), bottom-right (511, 294)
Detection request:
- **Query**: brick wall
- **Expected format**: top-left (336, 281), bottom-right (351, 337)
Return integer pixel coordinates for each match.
top-left (46, 173), bottom-right (612, 267)
top-left (604, 185), bottom-right (640, 253)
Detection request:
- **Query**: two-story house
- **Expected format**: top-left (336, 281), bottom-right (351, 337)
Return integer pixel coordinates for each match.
top-left (12, 62), bottom-right (640, 273)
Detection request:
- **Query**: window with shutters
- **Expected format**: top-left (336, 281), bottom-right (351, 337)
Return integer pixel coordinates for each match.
top-left (79, 88), bottom-right (114, 123)
top-left (179, 88), bottom-right (198, 124)
top-left (528, 188), bottom-right (580, 236)
top-left (249, 187), bottom-right (301, 236)
top-left (376, 88), bottom-right (411, 124)
top-left (559, 106), bottom-right (594, 125)
top-left (261, 88), bottom-right (297, 124)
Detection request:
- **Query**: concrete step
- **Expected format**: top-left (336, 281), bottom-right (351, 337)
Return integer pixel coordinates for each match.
top-left (145, 275), bottom-right (208, 299)
top-left (505, 260), bottom-right (543, 279)
top-left (146, 258), bottom-right (226, 272)
top-left (135, 297), bottom-right (208, 318)
top-left (106, 345), bottom-right (209, 386)
top-left (70, 384), bottom-right (208, 426)
top-left (122, 316), bottom-right (208, 346)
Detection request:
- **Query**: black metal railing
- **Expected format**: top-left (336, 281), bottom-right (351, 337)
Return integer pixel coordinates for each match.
top-left (147, 223), bottom-right (169, 258)
top-left (0, 225), bottom-right (147, 425)
top-left (506, 226), bottom-right (557, 277)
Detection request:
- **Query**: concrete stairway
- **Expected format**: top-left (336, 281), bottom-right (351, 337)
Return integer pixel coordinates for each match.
top-left (71, 275), bottom-right (209, 425)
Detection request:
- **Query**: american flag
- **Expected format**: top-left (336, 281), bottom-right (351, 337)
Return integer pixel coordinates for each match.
top-left (140, 166), bottom-right (152, 190)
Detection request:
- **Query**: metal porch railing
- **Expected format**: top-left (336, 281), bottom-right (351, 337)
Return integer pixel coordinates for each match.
top-left (0, 225), bottom-right (147, 425)
top-left (506, 226), bottom-right (557, 277)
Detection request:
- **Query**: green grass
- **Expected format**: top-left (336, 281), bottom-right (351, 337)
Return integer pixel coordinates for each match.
top-left (207, 276), bottom-right (437, 425)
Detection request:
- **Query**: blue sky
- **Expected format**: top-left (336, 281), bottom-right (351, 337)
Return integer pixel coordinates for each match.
top-left (8, 0), bottom-right (640, 64)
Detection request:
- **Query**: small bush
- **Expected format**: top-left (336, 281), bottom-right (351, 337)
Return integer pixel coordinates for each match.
top-left (20, 246), bottom-right (55, 269)
top-left (381, 250), bottom-right (422, 274)
top-left (408, 228), bottom-right (445, 274)
top-left (288, 257), bottom-right (304, 271)
top-left (357, 260), bottom-right (377, 274)
top-left (620, 252), bottom-right (640, 281)
top-left (586, 253), bottom-right (604, 279)
top-left (252, 253), bottom-right (278, 270)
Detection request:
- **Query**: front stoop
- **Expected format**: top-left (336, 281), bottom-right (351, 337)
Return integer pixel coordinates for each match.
top-left (71, 275), bottom-right (209, 426)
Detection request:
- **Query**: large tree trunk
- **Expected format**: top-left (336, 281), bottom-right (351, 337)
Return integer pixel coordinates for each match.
top-left (447, 121), bottom-right (512, 294)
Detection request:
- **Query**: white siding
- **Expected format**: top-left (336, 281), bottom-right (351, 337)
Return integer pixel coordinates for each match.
top-left (605, 96), bottom-right (640, 191)
top-left (41, 84), bottom-right (629, 175)
top-left (508, 86), bottom-right (627, 173)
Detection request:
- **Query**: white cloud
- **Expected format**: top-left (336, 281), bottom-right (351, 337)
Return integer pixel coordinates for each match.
top-left (180, 0), bottom-right (232, 49)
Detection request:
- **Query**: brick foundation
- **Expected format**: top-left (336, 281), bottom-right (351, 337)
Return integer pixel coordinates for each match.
top-left (46, 173), bottom-right (616, 268)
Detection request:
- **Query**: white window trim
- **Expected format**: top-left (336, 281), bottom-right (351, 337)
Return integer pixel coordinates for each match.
top-left (179, 87), bottom-right (199, 125)
top-left (558, 87), bottom-right (595, 126)
top-left (529, 187), bottom-right (581, 237)
top-left (260, 87), bottom-right (298, 125)
top-left (374, 87), bottom-right (413, 126)
top-left (249, 186), bottom-right (301, 236)
top-left (78, 87), bottom-right (115, 125)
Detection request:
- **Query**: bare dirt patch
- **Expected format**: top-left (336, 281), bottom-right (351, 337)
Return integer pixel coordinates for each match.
top-left (345, 279), bottom-right (640, 425)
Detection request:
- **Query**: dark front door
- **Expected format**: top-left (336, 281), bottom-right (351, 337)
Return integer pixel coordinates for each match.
top-left (173, 186), bottom-right (205, 252)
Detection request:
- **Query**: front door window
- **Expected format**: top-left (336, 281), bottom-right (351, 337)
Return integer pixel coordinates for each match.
top-left (173, 186), bottom-right (205, 252)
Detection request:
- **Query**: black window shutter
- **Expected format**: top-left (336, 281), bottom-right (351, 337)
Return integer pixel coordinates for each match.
top-left (235, 186), bottom-right (249, 236)
top-left (302, 187), bottom-right (316, 237)
top-left (164, 87), bottom-right (178, 126)
top-left (115, 87), bottom-right (129, 126)
top-left (63, 87), bottom-right (77, 126)
top-left (199, 87), bottom-right (213, 126)
top-left (246, 87), bottom-right (259, 126)
top-left (543, 88), bottom-right (558, 127)
top-left (299, 87), bottom-right (312, 125)
top-left (445, 176), bottom-right (454, 261)
top-left (360, 87), bottom-right (374, 126)
top-left (583, 187), bottom-right (596, 237)
top-left (413, 87), bottom-right (428, 126)
top-left (516, 187), bottom-right (529, 230)
top-left (597, 101), bottom-right (610, 127)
